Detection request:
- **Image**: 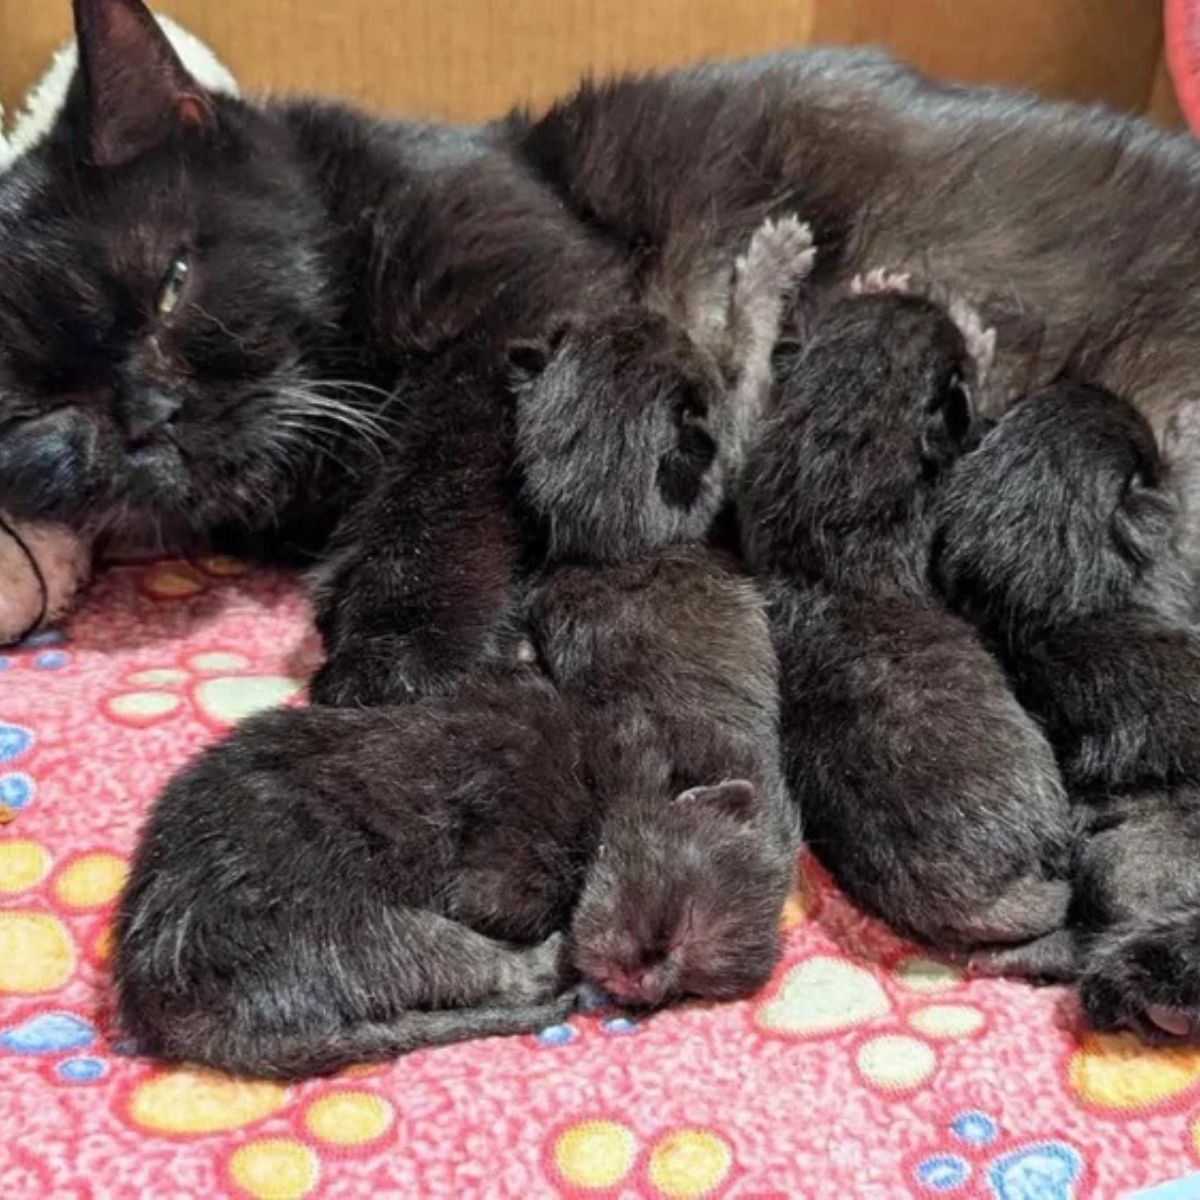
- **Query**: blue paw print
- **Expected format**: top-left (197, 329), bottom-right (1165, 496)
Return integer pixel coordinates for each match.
top-left (56, 1057), bottom-right (107, 1083)
top-left (537, 1023), bottom-right (577, 1047)
top-left (0, 1013), bottom-right (97, 1055)
top-left (0, 772), bottom-right (33, 812)
top-left (986, 1142), bottom-right (1082, 1200)
top-left (951, 1111), bottom-right (1000, 1147)
top-left (0, 723), bottom-right (33, 764)
top-left (32, 650), bottom-right (69, 671)
top-left (600, 1016), bottom-right (638, 1036)
top-left (1128, 1174), bottom-right (1200, 1199)
top-left (916, 1154), bottom-right (972, 1192)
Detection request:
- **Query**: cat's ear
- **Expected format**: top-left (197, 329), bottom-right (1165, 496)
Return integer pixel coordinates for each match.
top-left (72, 0), bottom-right (214, 167)
top-left (675, 780), bottom-right (757, 821)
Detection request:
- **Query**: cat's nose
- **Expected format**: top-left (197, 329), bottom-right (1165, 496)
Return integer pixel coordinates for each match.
top-left (117, 389), bottom-right (182, 447)
top-left (601, 965), bottom-right (667, 1007)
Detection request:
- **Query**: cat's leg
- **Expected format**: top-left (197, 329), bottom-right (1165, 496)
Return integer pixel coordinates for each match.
top-left (308, 394), bottom-right (523, 707)
top-left (1080, 908), bottom-right (1200, 1041)
top-left (968, 927), bottom-right (1080, 982)
top-left (724, 215), bottom-right (816, 468)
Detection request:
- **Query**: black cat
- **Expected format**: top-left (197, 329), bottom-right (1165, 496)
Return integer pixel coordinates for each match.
top-left (116, 547), bottom-right (791, 1077)
top-left (739, 282), bottom-right (1074, 950)
top-left (8, 2), bottom-right (1200, 702)
top-left (933, 382), bottom-right (1200, 1039)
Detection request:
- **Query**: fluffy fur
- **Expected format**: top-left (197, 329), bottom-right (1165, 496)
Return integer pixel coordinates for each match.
top-left (934, 384), bottom-right (1200, 1038)
top-left (117, 546), bottom-right (793, 1077)
top-left (527, 545), bottom-right (796, 1005)
top-left (739, 287), bottom-right (1073, 949)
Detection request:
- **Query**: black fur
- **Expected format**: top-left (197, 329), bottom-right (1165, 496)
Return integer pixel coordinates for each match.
top-left (934, 384), bottom-right (1200, 1039)
top-left (739, 288), bottom-right (1073, 949)
top-left (9, 8), bottom-right (1200, 689)
top-left (116, 545), bottom-right (793, 1076)
top-left (528, 545), bottom-right (796, 1006)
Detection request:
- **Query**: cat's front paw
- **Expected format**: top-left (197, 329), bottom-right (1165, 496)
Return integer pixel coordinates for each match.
top-left (1080, 910), bottom-right (1200, 1041)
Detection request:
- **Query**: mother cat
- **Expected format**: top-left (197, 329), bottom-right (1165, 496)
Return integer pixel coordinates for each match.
top-left (1, 0), bottom-right (1197, 700)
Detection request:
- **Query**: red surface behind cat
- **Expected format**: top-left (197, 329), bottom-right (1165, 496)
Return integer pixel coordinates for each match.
top-left (0, 560), bottom-right (1197, 1199)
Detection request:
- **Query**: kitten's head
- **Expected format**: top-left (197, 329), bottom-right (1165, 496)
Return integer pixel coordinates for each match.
top-left (0, 0), bottom-right (340, 536)
top-left (570, 780), bottom-right (791, 1007)
top-left (506, 307), bottom-right (727, 562)
top-left (933, 382), bottom-right (1173, 641)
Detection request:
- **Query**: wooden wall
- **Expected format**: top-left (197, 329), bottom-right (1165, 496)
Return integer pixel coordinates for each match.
top-left (0, 0), bottom-right (1181, 126)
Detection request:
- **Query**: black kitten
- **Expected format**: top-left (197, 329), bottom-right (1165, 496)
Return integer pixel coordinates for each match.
top-left (933, 383), bottom-right (1200, 1038)
top-left (115, 671), bottom-right (586, 1079)
top-left (311, 214), bottom-right (810, 704)
top-left (527, 545), bottom-right (796, 1006)
top-left (117, 548), bottom-right (792, 1076)
top-left (934, 382), bottom-right (1195, 790)
top-left (507, 216), bottom-right (815, 564)
top-left (739, 283), bottom-right (1073, 950)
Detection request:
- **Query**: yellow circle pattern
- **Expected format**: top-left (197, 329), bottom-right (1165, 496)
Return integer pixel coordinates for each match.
top-left (1070, 1032), bottom-right (1200, 1110)
top-left (305, 1091), bottom-right (393, 1146)
top-left (54, 853), bottom-right (128, 908)
top-left (229, 1139), bottom-right (318, 1200)
top-left (554, 1120), bottom-right (637, 1189)
top-left (647, 1129), bottom-right (733, 1199)
top-left (0, 911), bottom-right (74, 993)
top-left (128, 1068), bottom-right (289, 1135)
top-left (0, 839), bottom-right (51, 893)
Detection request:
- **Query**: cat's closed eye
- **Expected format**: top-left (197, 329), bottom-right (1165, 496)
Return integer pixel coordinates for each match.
top-left (156, 254), bottom-right (191, 318)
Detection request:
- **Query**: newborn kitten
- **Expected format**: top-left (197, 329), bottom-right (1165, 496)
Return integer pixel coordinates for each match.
top-left (934, 381), bottom-right (1194, 790)
top-left (934, 382), bottom-right (1200, 1038)
top-left (507, 215), bottom-right (814, 563)
top-left (527, 544), bottom-right (796, 1006)
top-left (739, 282), bottom-right (1073, 950)
top-left (115, 671), bottom-right (585, 1080)
top-left (311, 215), bottom-right (811, 705)
top-left (118, 547), bottom-right (793, 1076)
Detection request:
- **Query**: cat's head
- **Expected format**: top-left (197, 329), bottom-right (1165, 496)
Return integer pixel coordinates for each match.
top-left (933, 381), bottom-right (1173, 640)
top-left (506, 307), bottom-right (728, 563)
top-left (0, 0), bottom-right (340, 537)
top-left (570, 780), bottom-right (791, 1007)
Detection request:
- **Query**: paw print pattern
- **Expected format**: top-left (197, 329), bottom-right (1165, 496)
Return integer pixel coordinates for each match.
top-left (913, 1112), bottom-right (1083, 1199)
top-left (101, 650), bottom-right (304, 733)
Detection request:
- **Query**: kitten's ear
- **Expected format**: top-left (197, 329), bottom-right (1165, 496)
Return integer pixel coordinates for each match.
top-left (675, 780), bottom-right (758, 821)
top-left (506, 323), bottom-right (568, 386)
top-left (922, 376), bottom-right (976, 465)
top-left (72, 0), bottom-right (214, 167)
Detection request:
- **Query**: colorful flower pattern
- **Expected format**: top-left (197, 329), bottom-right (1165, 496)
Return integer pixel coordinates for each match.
top-left (0, 562), bottom-right (1196, 1197)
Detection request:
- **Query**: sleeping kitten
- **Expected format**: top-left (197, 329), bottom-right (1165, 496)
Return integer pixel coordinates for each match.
top-left (738, 282), bottom-right (1073, 950)
top-left (310, 214), bottom-right (811, 703)
top-left (527, 545), bottom-right (796, 1006)
top-left (933, 383), bottom-right (1200, 1038)
top-left (117, 547), bottom-right (792, 1077)
top-left (934, 382), bottom-right (1196, 790)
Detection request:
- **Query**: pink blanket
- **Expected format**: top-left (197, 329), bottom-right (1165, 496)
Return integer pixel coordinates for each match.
top-left (0, 560), bottom-right (1196, 1198)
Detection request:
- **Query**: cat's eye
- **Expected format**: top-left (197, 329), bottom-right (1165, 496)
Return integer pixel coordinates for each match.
top-left (156, 254), bottom-right (191, 318)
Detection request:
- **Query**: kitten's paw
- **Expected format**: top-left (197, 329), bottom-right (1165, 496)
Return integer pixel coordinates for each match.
top-left (515, 933), bottom-right (575, 1001)
top-left (1080, 909), bottom-right (1200, 1041)
top-left (737, 215), bottom-right (817, 293)
top-left (849, 267), bottom-right (912, 296)
top-left (947, 297), bottom-right (997, 385)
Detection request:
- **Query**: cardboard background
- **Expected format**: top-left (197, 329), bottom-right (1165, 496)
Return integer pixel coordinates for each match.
top-left (0, 0), bottom-right (1182, 125)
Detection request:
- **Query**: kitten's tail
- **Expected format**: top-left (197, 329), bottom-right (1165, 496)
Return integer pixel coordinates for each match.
top-left (136, 996), bottom-right (575, 1081)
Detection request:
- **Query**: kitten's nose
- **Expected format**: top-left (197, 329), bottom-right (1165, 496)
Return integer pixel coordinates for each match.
top-left (602, 965), bottom-right (667, 1007)
top-left (117, 389), bottom-right (182, 447)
